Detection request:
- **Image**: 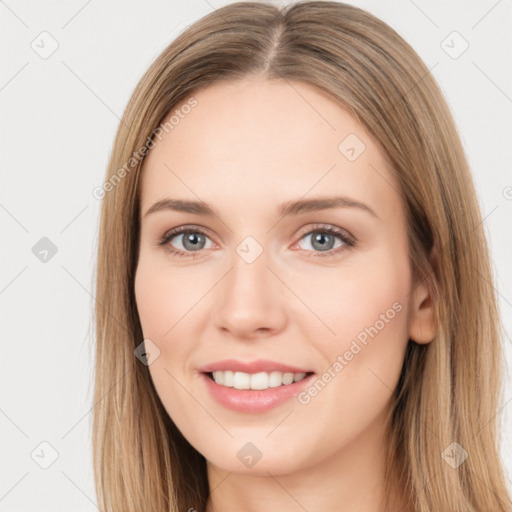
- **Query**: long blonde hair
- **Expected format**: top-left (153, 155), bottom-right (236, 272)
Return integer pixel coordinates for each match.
top-left (92, 2), bottom-right (512, 510)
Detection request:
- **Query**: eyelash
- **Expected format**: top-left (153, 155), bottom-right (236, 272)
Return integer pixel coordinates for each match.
top-left (157, 224), bottom-right (356, 259)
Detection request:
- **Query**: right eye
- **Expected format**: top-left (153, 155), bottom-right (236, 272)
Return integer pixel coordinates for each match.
top-left (159, 227), bottom-right (215, 257)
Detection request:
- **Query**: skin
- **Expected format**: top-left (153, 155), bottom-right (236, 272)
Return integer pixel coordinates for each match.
top-left (134, 77), bottom-right (436, 512)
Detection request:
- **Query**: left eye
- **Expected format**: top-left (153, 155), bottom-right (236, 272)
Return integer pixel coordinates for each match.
top-left (298, 230), bottom-right (343, 252)
top-left (293, 226), bottom-right (354, 257)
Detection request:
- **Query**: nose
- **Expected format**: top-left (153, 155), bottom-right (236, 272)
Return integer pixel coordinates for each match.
top-left (212, 249), bottom-right (287, 339)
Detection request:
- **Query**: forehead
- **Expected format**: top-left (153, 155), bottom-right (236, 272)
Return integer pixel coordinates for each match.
top-left (139, 78), bottom-right (402, 222)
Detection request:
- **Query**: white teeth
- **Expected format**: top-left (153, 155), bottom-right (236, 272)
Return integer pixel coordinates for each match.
top-left (268, 371), bottom-right (283, 388)
top-left (212, 370), bottom-right (224, 385)
top-left (233, 371), bottom-right (250, 389)
top-left (223, 370), bottom-right (234, 387)
top-left (282, 372), bottom-right (294, 385)
top-left (294, 372), bottom-right (306, 382)
top-left (251, 372), bottom-right (269, 390)
top-left (210, 370), bottom-right (309, 390)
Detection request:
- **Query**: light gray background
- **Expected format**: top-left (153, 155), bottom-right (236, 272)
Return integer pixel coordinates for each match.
top-left (1, 0), bottom-right (511, 510)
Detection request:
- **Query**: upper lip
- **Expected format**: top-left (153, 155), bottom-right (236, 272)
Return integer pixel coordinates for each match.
top-left (198, 359), bottom-right (314, 374)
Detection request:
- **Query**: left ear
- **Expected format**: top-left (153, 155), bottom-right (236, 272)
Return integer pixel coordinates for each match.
top-left (409, 247), bottom-right (437, 344)
top-left (408, 280), bottom-right (436, 344)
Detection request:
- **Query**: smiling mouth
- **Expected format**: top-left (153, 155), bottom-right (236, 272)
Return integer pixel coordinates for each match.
top-left (204, 370), bottom-right (315, 390)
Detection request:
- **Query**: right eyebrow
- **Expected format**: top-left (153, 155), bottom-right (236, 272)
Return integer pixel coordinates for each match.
top-left (144, 198), bottom-right (217, 218)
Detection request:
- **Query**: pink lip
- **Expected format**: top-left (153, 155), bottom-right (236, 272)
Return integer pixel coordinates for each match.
top-left (200, 372), bottom-right (316, 413)
top-left (198, 358), bottom-right (312, 374)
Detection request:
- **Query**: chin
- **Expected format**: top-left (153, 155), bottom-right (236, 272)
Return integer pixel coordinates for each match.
top-left (202, 439), bottom-right (312, 476)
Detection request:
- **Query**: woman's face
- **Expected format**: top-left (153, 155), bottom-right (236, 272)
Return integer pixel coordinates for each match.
top-left (134, 77), bottom-right (434, 477)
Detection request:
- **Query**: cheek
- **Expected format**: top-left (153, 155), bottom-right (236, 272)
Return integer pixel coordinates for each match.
top-left (134, 256), bottom-right (212, 389)
top-left (134, 259), bottom-right (201, 424)
top-left (134, 256), bottom-right (203, 338)
top-left (133, 259), bottom-right (193, 397)
top-left (302, 244), bottom-right (410, 341)
top-left (313, 242), bottom-right (411, 386)
top-left (293, 254), bottom-right (411, 446)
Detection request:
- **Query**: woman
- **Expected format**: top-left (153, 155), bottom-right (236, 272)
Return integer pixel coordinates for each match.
top-left (92, 2), bottom-right (512, 511)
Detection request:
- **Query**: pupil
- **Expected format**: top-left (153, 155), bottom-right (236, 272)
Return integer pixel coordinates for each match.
top-left (313, 233), bottom-right (333, 251)
top-left (184, 233), bottom-right (204, 250)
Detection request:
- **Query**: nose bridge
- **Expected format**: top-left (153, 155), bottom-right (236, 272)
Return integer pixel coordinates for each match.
top-left (226, 241), bottom-right (272, 308)
top-left (213, 237), bottom-right (286, 336)
top-left (232, 240), bottom-right (268, 290)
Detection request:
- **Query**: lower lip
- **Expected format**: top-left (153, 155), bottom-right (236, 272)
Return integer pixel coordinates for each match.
top-left (200, 372), bottom-right (316, 413)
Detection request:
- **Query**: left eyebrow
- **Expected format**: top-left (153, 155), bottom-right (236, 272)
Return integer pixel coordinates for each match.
top-left (278, 196), bottom-right (378, 219)
top-left (143, 195), bottom-right (378, 220)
